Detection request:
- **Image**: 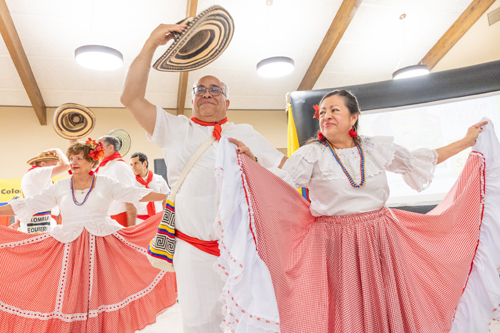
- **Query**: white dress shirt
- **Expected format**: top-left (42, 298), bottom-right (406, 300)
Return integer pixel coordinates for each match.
top-left (148, 105), bottom-right (284, 240)
top-left (20, 166), bottom-right (58, 233)
top-left (135, 172), bottom-right (170, 223)
top-left (97, 159), bottom-right (137, 215)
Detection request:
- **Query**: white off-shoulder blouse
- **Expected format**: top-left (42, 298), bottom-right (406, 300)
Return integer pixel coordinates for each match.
top-left (273, 136), bottom-right (438, 216)
top-left (9, 175), bottom-right (152, 243)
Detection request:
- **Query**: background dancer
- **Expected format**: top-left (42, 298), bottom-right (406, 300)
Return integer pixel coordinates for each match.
top-left (130, 152), bottom-right (169, 223)
top-left (0, 139), bottom-right (177, 332)
top-left (97, 135), bottom-right (137, 227)
top-left (9, 149), bottom-right (69, 233)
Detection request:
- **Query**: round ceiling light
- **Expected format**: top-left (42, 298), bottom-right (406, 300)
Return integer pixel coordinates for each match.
top-left (257, 56), bottom-right (295, 78)
top-left (392, 64), bottom-right (430, 80)
top-left (75, 45), bottom-right (123, 71)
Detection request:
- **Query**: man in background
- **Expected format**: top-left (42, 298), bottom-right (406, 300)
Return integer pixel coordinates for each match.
top-left (130, 152), bottom-right (169, 223)
top-left (96, 135), bottom-right (137, 227)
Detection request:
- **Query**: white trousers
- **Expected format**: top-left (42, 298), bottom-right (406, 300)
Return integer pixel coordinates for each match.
top-left (174, 239), bottom-right (225, 333)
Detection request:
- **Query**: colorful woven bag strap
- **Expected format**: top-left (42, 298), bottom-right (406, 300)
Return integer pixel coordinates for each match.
top-left (147, 123), bottom-right (229, 272)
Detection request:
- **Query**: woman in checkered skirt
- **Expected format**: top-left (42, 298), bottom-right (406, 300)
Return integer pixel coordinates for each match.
top-left (0, 140), bottom-right (177, 333)
top-left (216, 90), bottom-right (500, 333)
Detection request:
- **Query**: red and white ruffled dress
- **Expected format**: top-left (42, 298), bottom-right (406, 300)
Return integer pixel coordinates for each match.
top-left (214, 122), bottom-right (500, 333)
top-left (0, 175), bottom-right (177, 333)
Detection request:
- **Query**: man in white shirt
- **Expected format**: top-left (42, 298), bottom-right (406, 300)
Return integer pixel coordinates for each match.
top-left (130, 152), bottom-right (169, 224)
top-left (96, 135), bottom-right (137, 227)
top-left (11, 149), bottom-right (69, 233)
top-left (121, 23), bottom-right (287, 333)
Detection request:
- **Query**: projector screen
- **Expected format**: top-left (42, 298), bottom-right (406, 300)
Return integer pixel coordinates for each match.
top-left (358, 92), bottom-right (500, 207)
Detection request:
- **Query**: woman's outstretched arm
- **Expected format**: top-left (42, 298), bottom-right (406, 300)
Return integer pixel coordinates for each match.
top-left (140, 192), bottom-right (167, 203)
top-left (0, 205), bottom-right (14, 216)
top-left (435, 121), bottom-right (488, 164)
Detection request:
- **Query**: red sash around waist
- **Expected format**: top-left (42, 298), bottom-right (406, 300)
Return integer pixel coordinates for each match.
top-left (176, 230), bottom-right (220, 257)
top-left (111, 211), bottom-right (128, 227)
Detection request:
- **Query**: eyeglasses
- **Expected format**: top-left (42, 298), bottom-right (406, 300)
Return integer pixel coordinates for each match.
top-left (193, 84), bottom-right (226, 97)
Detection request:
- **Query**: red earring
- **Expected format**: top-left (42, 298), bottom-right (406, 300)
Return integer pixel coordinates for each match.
top-left (88, 170), bottom-right (95, 176)
top-left (318, 131), bottom-right (326, 141)
top-left (68, 170), bottom-right (73, 175)
top-left (349, 128), bottom-right (358, 138)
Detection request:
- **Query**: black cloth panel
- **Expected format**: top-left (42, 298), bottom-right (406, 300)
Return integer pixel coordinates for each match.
top-left (290, 60), bottom-right (500, 147)
top-left (390, 205), bottom-right (437, 214)
top-left (153, 158), bottom-right (169, 187)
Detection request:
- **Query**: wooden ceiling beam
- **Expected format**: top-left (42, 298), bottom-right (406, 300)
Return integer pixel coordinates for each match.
top-left (0, 0), bottom-right (46, 125)
top-left (176, 72), bottom-right (189, 116)
top-left (297, 0), bottom-right (363, 91)
top-left (176, 0), bottom-right (198, 115)
top-left (185, 0), bottom-right (198, 18)
top-left (421, 0), bottom-right (496, 70)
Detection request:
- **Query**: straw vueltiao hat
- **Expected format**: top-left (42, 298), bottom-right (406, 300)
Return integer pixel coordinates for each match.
top-left (107, 128), bottom-right (132, 157)
top-left (153, 5), bottom-right (234, 72)
top-left (53, 103), bottom-right (96, 140)
top-left (27, 151), bottom-right (59, 165)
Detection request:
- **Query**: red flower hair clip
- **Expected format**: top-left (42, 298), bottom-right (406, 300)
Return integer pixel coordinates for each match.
top-left (86, 138), bottom-right (105, 161)
top-left (313, 104), bottom-right (320, 119)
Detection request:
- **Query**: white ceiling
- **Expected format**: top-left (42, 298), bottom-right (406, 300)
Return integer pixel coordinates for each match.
top-left (0, 0), bottom-right (489, 111)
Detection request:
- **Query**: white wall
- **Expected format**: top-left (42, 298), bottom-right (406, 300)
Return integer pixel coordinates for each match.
top-left (0, 106), bottom-right (287, 179)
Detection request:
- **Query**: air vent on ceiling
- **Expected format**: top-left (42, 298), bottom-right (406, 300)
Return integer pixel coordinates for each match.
top-left (487, 6), bottom-right (500, 26)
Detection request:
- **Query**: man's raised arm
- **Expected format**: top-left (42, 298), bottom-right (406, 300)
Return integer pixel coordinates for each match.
top-left (120, 24), bottom-right (186, 136)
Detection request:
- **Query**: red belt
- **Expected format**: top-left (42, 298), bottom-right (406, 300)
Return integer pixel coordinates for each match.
top-left (176, 230), bottom-right (220, 257)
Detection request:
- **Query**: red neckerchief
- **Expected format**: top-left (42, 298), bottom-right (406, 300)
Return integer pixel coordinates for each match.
top-left (95, 152), bottom-right (125, 173)
top-left (27, 165), bottom-right (41, 172)
top-left (190, 117), bottom-right (228, 141)
top-left (136, 170), bottom-right (156, 217)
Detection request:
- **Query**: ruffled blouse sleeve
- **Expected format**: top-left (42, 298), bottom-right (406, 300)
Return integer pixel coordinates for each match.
top-left (9, 182), bottom-right (59, 224)
top-left (102, 176), bottom-right (153, 204)
top-left (386, 143), bottom-right (438, 192)
top-left (272, 144), bottom-right (320, 189)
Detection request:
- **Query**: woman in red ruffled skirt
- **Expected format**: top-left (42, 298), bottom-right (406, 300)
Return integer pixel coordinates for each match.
top-left (0, 141), bottom-right (177, 333)
top-left (216, 90), bottom-right (500, 333)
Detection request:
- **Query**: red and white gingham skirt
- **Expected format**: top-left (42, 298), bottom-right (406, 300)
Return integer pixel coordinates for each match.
top-left (216, 139), bottom-right (500, 333)
top-left (252, 153), bottom-right (484, 332)
top-left (0, 215), bottom-right (177, 333)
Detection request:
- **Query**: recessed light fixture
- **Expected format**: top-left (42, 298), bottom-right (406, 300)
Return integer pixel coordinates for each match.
top-left (392, 64), bottom-right (430, 80)
top-left (257, 56), bottom-right (295, 78)
top-left (391, 13), bottom-right (429, 80)
top-left (75, 45), bottom-right (123, 71)
top-left (256, 0), bottom-right (294, 78)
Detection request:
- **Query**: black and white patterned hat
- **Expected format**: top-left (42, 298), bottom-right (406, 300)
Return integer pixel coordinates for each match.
top-left (153, 5), bottom-right (234, 72)
top-left (53, 103), bottom-right (96, 140)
